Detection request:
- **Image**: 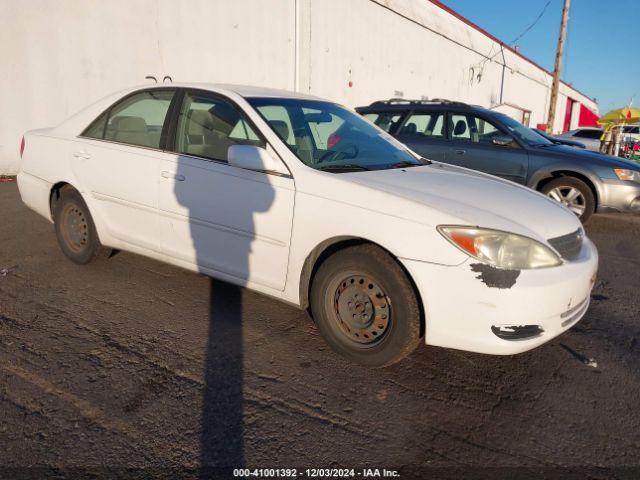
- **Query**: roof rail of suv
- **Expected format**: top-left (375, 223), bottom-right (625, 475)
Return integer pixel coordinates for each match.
top-left (368, 98), bottom-right (469, 107)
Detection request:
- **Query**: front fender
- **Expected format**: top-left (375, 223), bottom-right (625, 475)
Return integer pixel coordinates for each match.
top-left (528, 164), bottom-right (603, 206)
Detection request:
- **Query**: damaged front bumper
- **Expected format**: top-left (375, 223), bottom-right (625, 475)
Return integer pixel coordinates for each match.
top-left (400, 237), bottom-right (599, 355)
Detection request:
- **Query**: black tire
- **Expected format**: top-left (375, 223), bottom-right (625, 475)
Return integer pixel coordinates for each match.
top-left (53, 187), bottom-right (109, 264)
top-left (541, 176), bottom-right (596, 224)
top-left (309, 244), bottom-right (422, 367)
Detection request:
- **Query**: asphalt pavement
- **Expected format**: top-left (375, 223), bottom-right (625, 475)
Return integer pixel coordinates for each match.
top-left (1, 181), bottom-right (639, 479)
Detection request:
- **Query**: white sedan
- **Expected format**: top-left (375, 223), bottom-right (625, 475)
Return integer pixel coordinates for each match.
top-left (17, 84), bottom-right (598, 366)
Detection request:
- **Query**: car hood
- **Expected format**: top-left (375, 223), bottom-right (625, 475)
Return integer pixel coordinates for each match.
top-left (537, 144), bottom-right (640, 169)
top-left (342, 163), bottom-right (582, 241)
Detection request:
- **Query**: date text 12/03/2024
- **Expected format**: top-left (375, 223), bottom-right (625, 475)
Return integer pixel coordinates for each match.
top-left (232, 468), bottom-right (400, 478)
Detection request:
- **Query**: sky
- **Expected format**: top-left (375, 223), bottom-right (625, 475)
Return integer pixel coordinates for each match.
top-left (441, 0), bottom-right (639, 114)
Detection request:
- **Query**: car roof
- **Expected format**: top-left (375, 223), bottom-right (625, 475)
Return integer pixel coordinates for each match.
top-left (141, 82), bottom-right (322, 100)
top-left (355, 99), bottom-right (493, 115)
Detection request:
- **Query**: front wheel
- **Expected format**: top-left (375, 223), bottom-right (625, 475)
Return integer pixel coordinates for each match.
top-left (541, 177), bottom-right (595, 224)
top-left (310, 244), bottom-right (422, 367)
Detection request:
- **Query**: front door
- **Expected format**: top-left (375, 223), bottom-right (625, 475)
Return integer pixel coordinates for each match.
top-left (158, 90), bottom-right (294, 291)
top-left (446, 112), bottom-right (529, 184)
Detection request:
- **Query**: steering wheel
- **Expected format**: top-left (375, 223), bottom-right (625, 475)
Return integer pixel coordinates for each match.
top-left (316, 144), bottom-right (359, 164)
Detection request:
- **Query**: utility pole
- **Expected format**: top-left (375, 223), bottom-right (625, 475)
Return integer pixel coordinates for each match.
top-left (546, 0), bottom-right (571, 133)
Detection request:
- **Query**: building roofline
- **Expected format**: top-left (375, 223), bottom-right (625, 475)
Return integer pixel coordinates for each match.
top-left (428, 0), bottom-right (595, 103)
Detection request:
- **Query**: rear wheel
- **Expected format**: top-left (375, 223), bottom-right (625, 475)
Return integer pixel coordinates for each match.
top-left (541, 177), bottom-right (595, 223)
top-left (310, 244), bottom-right (421, 367)
top-left (53, 188), bottom-right (108, 264)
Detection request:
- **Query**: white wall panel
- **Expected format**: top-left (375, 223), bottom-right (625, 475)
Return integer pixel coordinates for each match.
top-left (0, 0), bottom-right (295, 175)
top-left (0, 0), bottom-right (597, 174)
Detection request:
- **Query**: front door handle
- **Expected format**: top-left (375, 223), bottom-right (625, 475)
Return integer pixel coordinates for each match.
top-left (161, 171), bottom-right (185, 181)
top-left (454, 149), bottom-right (466, 155)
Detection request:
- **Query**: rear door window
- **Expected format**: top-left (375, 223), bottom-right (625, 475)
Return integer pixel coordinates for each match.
top-left (82, 90), bottom-right (175, 149)
top-left (397, 111), bottom-right (445, 139)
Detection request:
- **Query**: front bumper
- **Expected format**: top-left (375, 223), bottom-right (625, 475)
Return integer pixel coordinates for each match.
top-left (400, 238), bottom-right (599, 355)
top-left (599, 178), bottom-right (640, 213)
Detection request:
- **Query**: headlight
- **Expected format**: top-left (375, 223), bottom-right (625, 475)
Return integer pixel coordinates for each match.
top-left (614, 168), bottom-right (640, 182)
top-left (438, 226), bottom-right (562, 269)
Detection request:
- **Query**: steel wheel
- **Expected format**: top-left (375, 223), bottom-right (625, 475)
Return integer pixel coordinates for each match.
top-left (53, 187), bottom-right (109, 264)
top-left (60, 202), bottom-right (89, 253)
top-left (310, 244), bottom-right (421, 366)
top-left (547, 186), bottom-right (586, 216)
top-left (328, 272), bottom-right (392, 348)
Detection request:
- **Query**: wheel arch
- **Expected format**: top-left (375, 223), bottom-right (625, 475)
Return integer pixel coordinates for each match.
top-left (298, 236), bottom-right (425, 338)
top-left (49, 181), bottom-right (77, 217)
top-left (534, 170), bottom-right (600, 209)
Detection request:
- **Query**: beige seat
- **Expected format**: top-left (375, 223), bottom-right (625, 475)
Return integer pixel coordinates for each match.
top-left (185, 109), bottom-right (233, 161)
top-left (110, 116), bottom-right (151, 147)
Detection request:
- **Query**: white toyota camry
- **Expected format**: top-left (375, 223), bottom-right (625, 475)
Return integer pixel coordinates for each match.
top-left (17, 84), bottom-right (598, 366)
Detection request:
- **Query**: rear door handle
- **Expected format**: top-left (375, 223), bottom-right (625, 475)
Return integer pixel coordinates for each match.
top-left (73, 151), bottom-right (91, 160)
top-left (454, 149), bottom-right (466, 155)
top-left (161, 171), bottom-right (185, 181)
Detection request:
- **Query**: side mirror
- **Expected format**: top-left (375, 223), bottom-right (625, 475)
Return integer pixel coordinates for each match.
top-left (228, 145), bottom-right (289, 176)
top-left (492, 134), bottom-right (515, 147)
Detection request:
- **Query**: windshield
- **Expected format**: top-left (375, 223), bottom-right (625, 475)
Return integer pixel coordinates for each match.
top-left (494, 113), bottom-right (553, 146)
top-left (248, 98), bottom-right (422, 172)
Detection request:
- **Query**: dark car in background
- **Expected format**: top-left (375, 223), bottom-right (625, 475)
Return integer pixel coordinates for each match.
top-left (356, 99), bottom-right (640, 222)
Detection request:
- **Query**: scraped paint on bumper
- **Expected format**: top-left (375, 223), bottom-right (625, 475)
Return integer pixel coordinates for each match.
top-left (401, 238), bottom-right (599, 355)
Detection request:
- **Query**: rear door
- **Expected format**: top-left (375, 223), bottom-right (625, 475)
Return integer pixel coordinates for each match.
top-left (73, 88), bottom-right (177, 251)
top-left (394, 109), bottom-right (448, 161)
top-left (446, 112), bottom-right (529, 184)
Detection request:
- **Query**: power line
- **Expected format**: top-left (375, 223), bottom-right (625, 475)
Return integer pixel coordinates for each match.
top-left (510, 0), bottom-right (554, 46)
top-left (474, 0), bottom-right (555, 69)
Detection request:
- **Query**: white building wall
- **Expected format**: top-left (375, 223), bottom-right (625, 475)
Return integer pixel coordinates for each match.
top-left (0, 0), bottom-right (597, 175)
top-left (0, 0), bottom-right (296, 175)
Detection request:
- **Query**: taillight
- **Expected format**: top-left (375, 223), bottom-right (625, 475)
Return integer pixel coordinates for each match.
top-left (19, 136), bottom-right (25, 158)
top-left (327, 133), bottom-right (341, 149)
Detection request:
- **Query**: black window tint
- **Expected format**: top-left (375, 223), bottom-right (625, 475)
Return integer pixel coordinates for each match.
top-left (175, 91), bottom-right (264, 162)
top-left (398, 112), bottom-right (445, 138)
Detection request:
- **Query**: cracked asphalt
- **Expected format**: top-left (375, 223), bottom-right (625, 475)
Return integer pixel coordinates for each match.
top-left (1, 181), bottom-right (640, 479)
